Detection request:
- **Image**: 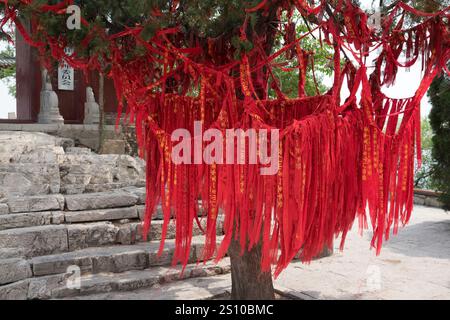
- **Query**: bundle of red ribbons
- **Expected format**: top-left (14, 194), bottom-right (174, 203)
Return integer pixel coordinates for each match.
top-left (1, 0), bottom-right (449, 276)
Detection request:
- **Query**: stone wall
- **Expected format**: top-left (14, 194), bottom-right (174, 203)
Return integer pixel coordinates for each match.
top-left (0, 130), bottom-right (233, 300)
top-left (414, 189), bottom-right (445, 209)
top-left (0, 131), bottom-right (145, 200)
top-left (0, 123), bottom-right (129, 154)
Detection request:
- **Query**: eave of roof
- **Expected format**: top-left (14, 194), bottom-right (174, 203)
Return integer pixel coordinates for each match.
top-left (0, 57), bottom-right (15, 68)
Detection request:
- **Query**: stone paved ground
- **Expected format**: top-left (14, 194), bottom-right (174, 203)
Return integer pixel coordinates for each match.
top-left (275, 205), bottom-right (450, 300)
top-left (74, 205), bottom-right (449, 300)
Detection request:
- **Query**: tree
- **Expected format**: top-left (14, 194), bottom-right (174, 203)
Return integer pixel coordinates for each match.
top-left (414, 118), bottom-right (437, 190)
top-left (0, 39), bottom-right (16, 97)
top-left (269, 17), bottom-right (334, 98)
top-left (429, 72), bottom-right (450, 210)
top-left (1, 1), bottom-right (449, 300)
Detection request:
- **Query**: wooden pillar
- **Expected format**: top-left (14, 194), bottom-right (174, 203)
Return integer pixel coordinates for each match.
top-left (15, 19), bottom-right (41, 122)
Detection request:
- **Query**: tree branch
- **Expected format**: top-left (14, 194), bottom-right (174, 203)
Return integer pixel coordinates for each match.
top-left (323, 3), bottom-right (351, 62)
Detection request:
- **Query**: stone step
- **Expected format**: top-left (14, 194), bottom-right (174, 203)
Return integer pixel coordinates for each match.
top-left (64, 207), bottom-right (138, 223)
top-left (0, 235), bottom-right (226, 300)
top-left (0, 204), bottom-right (181, 232)
top-left (0, 218), bottom-right (222, 258)
top-left (0, 203), bottom-right (212, 232)
top-left (0, 225), bottom-right (69, 259)
top-left (0, 163), bottom-right (61, 197)
top-left (0, 203), bottom-right (175, 232)
top-left (0, 258), bottom-right (32, 286)
top-left (6, 194), bottom-right (65, 214)
top-left (65, 190), bottom-right (141, 211)
top-left (30, 236), bottom-right (216, 277)
top-left (61, 274), bottom-right (231, 300)
top-left (59, 154), bottom-right (145, 195)
top-left (0, 260), bottom-right (230, 300)
top-left (0, 207), bottom-right (146, 232)
top-left (51, 259), bottom-right (231, 299)
top-left (136, 205), bottom-right (208, 221)
top-left (2, 187), bottom-right (147, 214)
top-left (67, 218), bottom-right (218, 251)
top-left (0, 279), bottom-right (31, 300)
top-left (0, 211), bottom-right (64, 231)
top-left (65, 147), bottom-right (93, 155)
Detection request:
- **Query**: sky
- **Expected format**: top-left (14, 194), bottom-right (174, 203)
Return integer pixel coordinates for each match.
top-left (323, 49), bottom-right (434, 120)
top-left (0, 0), bottom-right (434, 119)
top-left (358, 0), bottom-right (434, 118)
top-left (0, 81), bottom-right (16, 119)
top-left (324, 0), bottom-right (433, 119)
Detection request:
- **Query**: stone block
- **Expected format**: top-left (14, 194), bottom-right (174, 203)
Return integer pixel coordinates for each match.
top-left (59, 154), bottom-right (145, 195)
top-left (65, 192), bottom-right (138, 211)
top-left (0, 203), bottom-right (8, 214)
top-left (65, 207), bottom-right (137, 223)
top-left (0, 247), bottom-right (26, 260)
top-left (32, 254), bottom-right (93, 277)
top-left (28, 274), bottom-right (67, 300)
top-left (0, 279), bottom-right (29, 300)
top-left (16, 147), bottom-right (63, 164)
top-left (57, 138), bottom-right (75, 150)
top-left (148, 245), bottom-right (175, 267)
top-left (92, 250), bottom-right (148, 274)
top-left (0, 163), bottom-right (60, 197)
top-left (67, 222), bottom-right (119, 251)
top-left (51, 212), bottom-right (65, 225)
top-left (0, 225), bottom-right (68, 258)
top-left (101, 140), bottom-right (126, 155)
top-left (116, 223), bottom-right (139, 245)
top-left (424, 197), bottom-right (444, 208)
top-left (122, 187), bottom-right (146, 205)
top-left (7, 194), bottom-right (65, 213)
top-left (0, 212), bottom-right (54, 231)
top-left (137, 205), bottom-right (173, 221)
top-left (135, 220), bottom-right (176, 242)
top-left (65, 147), bottom-right (92, 154)
top-left (0, 259), bottom-right (32, 285)
top-left (414, 195), bottom-right (426, 206)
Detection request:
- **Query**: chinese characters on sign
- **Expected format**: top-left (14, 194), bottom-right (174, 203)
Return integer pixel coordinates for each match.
top-left (58, 47), bottom-right (74, 91)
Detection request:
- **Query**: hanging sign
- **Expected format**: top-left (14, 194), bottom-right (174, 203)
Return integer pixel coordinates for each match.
top-left (58, 47), bottom-right (74, 91)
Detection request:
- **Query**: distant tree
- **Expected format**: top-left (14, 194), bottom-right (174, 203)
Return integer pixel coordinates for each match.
top-left (415, 118), bottom-right (437, 190)
top-left (0, 42), bottom-right (16, 97)
top-left (269, 20), bottom-right (333, 98)
top-left (428, 72), bottom-right (450, 210)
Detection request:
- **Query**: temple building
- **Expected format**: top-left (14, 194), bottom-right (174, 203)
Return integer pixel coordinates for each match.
top-left (1, 29), bottom-right (119, 125)
top-left (0, 30), bottom-right (128, 154)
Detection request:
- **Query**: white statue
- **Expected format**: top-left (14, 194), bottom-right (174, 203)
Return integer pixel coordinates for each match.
top-left (37, 68), bottom-right (64, 124)
top-left (84, 86), bottom-right (100, 124)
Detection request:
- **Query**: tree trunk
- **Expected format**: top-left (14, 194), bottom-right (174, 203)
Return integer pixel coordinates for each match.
top-left (228, 236), bottom-right (275, 300)
top-left (97, 73), bottom-right (105, 153)
top-left (226, 4), bottom-right (281, 300)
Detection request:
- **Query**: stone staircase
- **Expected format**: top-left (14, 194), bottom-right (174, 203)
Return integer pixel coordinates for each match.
top-left (0, 132), bottom-right (229, 300)
top-left (0, 195), bottom-right (229, 302)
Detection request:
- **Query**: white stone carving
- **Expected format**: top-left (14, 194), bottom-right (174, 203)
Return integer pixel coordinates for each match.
top-left (84, 87), bottom-right (100, 124)
top-left (37, 69), bottom-right (64, 125)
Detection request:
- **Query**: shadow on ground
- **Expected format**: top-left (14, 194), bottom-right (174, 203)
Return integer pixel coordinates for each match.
top-left (152, 277), bottom-right (231, 300)
top-left (78, 276), bottom-right (232, 300)
top-left (383, 220), bottom-right (450, 260)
